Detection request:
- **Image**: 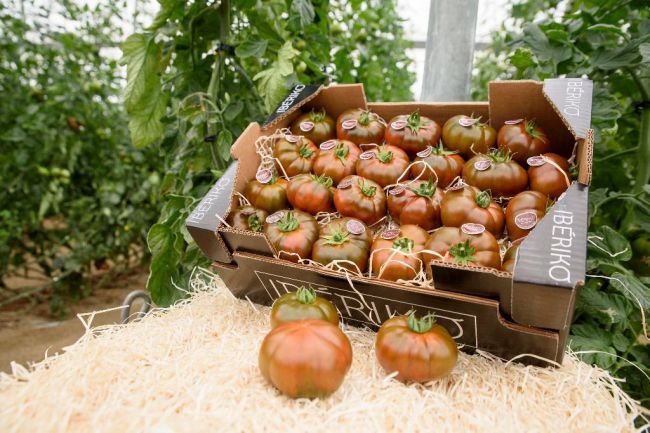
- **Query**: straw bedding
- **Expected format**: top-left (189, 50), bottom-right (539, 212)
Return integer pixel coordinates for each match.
top-left (0, 269), bottom-right (646, 433)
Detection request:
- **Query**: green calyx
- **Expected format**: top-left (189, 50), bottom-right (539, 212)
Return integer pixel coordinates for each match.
top-left (358, 110), bottom-right (371, 126)
top-left (475, 190), bottom-right (492, 209)
top-left (358, 179), bottom-right (377, 197)
top-left (247, 214), bottom-right (263, 232)
top-left (311, 173), bottom-right (333, 187)
top-left (431, 141), bottom-right (459, 156)
top-left (524, 119), bottom-right (545, 140)
top-left (409, 179), bottom-right (436, 198)
top-left (309, 107), bottom-right (326, 123)
top-left (407, 312), bottom-right (436, 333)
top-left (376, 146), bottom-right (394, 163)
top-left (334, 142), bottom-right (349, 165)
top-left (487, 147), bottom-right (513, 163)
top-left (323, 224), bottom-right (350, 245)
top-left (298, 143), bottom-right (314, 158)
top-left (392, 237), bottom-right (414, 253)
top-left (406, 110), bottom-right (426, 133)
top-left (296, 286), bottom-right (316, 304)
top-left (277, 211), bottom-right (299, 232)
top-left (449, 240), bottom-right (478, 265)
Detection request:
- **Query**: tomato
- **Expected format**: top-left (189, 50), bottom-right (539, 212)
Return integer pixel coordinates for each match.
top-left (463, 149), bottom-right (528, 197)
top-left (287, 174), bottom-right (334, 215)
top-left (375, 313), bottom-right (458, 382)
top-left (370, 225), bottom-right (429, 281)
top-left (273, 134), bottom-right (318, 177)
top-left (497, 119), bottom-right (551, 164)
top-left (259, 319), bottom-right (352, 398)
top-left (505, 190), bottom-right (551, 242)
top-left (263, 210), bottom-right (319, 262)
top-left (440, 185), bottom-right (505, 237)
top-left (424, 225), bottom-right (501, 269)
top-left (333, 175), bottom-right (386, 225)
top-left (244, 175), bottom-right (289, 213)
top-left (290, 108), bottom-right (336, 144)
top-left (270, 286), bottom-right (339, 328)
top-left (336, 108), bottom-right (386, 145)
top-left (355, 144), bottom-right (410, 187)
top-left (527, 153), bottom-right (572, 199)
top-left (313, 139), bottom-right (361, 185)
top-left (502, 239), bottom-right (523, 273)
top-left (387, 180), bottom-right (443, 230)
top-left (410, 143), bottom-right (465, 188)
top-left (312, 217), bottom-right (372, 272)
top-left (385, 110), bottom-right (442, 158)
top-left (441, 114), bottom-right (496, 158)
top-left (227, 205), bottom-right (268, 232)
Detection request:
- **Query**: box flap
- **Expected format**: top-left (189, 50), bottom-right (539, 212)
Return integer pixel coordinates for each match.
top-left (262, 84), bottom-right (322, 129)
top-left (542, 78), bottom-right (593, 139)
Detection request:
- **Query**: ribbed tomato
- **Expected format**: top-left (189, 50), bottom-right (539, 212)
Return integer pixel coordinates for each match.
top-left (442, 114), bottom-right (496, 158)
top-left (270, 286), bottom-right (339, 328)
top-left (273, 134), bottom-right (318, 177)
top-left (502, 239), bottom-right (523, 273)
top-left (355, 145), bottom-right (410, 187)
top-left (290, 108), bottom-right (335, 145)
top-left (333, 175), bottom-right (386, 225)
top-left (375, 313), bottom-right (458, 382)
top-left (312, 139), bottom-right (361, 185)
top-left (286, 174), bottom-right (334, 215)
top-left (527, 153), bottom-right (572, 199)
top-left (259, 320), bottom-right (352, 398)
top-left (385, 111), bottom-right (441, 158)
top-left (424, 225), bottom-right (501, 270)
top-left (463, 149), bottom-right (528, 197)
top-left (440, 185), bottom-right (505, 236)
top-left (336, 108), bottom-right (386, 145)
top-left (244, 175), bottom-right (289, 213)
top-left (227, 205), bottom-right (268, 232)
top-left (387, 180), bottom-right (443, 230)
top-left (263, 210), bottom-right (319, 262)
top-left (497, 119), bottom-right (551, 164)
top-left (410, 143), bottom-right (465, 188)
top-left (311, 218), bottom-right (372, 272)
top-left (505, 190), bottom-right (551, 241)
top-left (370, 224), bottom-right (429, 281)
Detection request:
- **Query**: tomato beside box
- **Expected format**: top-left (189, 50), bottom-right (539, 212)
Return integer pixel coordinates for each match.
top-left (186, 80), bottom-right (593, 366)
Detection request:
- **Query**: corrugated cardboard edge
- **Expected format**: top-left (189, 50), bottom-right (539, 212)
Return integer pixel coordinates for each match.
top-left (262, 85), bottom-right (324, 131)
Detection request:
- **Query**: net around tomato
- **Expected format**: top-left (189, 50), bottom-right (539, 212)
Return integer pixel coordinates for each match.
top-left (311, 217), bottom-right (372, 273)
top-left (375, 313), bottom-right (458, 382)
top-left (336, 108), bottom-right (386, 145)
top-left (385, 110), bottom-right (441, 158)
top-left (440, 185), bottom-right (505, 237)
top-left (263, 210), bottom-right (319, 262)
top-left (244, 176), bottom-right (289, 213)
top-left (527, 153), bottom-right (571, 199)
top-left (259, 319), bottom-right (352, 398)
top-left (441, 114), bottom-right (496, 159)
top-left (410, 143), bottom-right (465, 188)
top-left (497, 119), bottom-right (551, 164)
top-left (333, 175), bottom-right (386, 225)
top-left (505, 190), bottom-right (551, 242)
top-left (312, 139), bottom-right (361, 185)
top-left (423, 226), bottom-right (501, 270)
top-left (286, 173), bottom-right (334, 215)
top-left (270, 286), bottom-right (339, 328)
top-left (273, 135), bottom-right (318, 177)
top-left (355, 144), bottom-right (410, 187)
top-left (387, 179), bottom-right (443, 230)
top-left (290, 108), bottom-right (336, 145)
top-left (227, 205), bottom-right (268, 232)
top-left (463, 149), bottom-right (528, 198)
top-left (370, 224), bottom-right (429, 281)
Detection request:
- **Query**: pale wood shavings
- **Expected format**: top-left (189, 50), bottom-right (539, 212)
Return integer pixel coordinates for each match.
top-left (0, 268), bottom-right (645, 433)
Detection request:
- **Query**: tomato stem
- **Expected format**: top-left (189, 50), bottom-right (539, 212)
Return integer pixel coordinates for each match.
top-left (524, 119), bottom-right (545, 141)
top-left (488, 147), bottom-right (513, 163)
top-left (311, 174), bottom-right (333, 187)
top-left (277, 211), bottom-right (299, 232)
top-left (323, 224), bottom-right (350, 245)
top-left (247, 214), bottom-right (262, 232)
top-left (431, 141), bottom-right (459, 156)
top-left (407, 312), bottom-right (436, 333)
top-left (296, 286), bottom-right (316, 304)
top-left (334, 142), bottom-right (349, 165)
top-left (358, 110), bottom-right (371, 126)
top-left (392, 237), bottom-right (414, 253)
top-left (358, 179), bottom-right (377, 197)
top-left (376, 146), bottom-right (394, 163)
top-left (310, 107), bottom-right (326, 123)
top-left (298, 143), bottom-right (314, 158)
top-left (406, 110), bottom-right (425, 133)
top-left (449, 240), bottom-right (478, 265)
top-left (475, 190), bottom-right (492, 209)
top-left (408, 179), bottom-right (436, 198)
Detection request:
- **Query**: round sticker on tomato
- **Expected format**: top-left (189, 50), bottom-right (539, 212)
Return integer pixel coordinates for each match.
top-left (389, 185), bottom-right (405, 196)
top-left (446, 180), bottom-right (466, 192)
top-left (266, 211), bottom-right (284, 224)
top-left (300, 121), bottom-right (315, 132)
top-left (458, 116), bottom-right (479, 127)
top-left (474, 159), bottom-right (491, 171)
top-left (514, 211), bottom-right (538, 230)
top-left (416, 146), bottom-right (433, 158)
top-left (527, 155), bottom-right (546, 167)
top-left (337, 177), bottom-right (353, 189)
top-left (461, 223), bottom-right (486, 235)
top-left (504, 118), bottom-right (524, 125)
top-left (359, 150), bottom-right (375, 160)
top-left (381, 229), bottom-right (401, 240)
top-left (285, 134), bottom-right (300, 143)
top-left (240, 207), bottom-right (256, 216)
top-left (320, 140), bottom-right (337, 151)
top-left (256, 168), bottom-right (273, 184)
top-left (346, 219), bottom-right (365, 235)
top-left (391, 120), bottom-right (407, 131)
top-left (342, 119), bottom-right (357, 130)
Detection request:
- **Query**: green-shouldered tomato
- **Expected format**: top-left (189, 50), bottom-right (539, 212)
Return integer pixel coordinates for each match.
top-left (505, 190), bottom-right (551, 242)
top-left (410, 143), bottom-right (465, 188)
top-left (270, 286), bottom-right (339, 328)
top-left (290, 108), bottom-right (336, 145)
top-left (356, 144), bottom-right (410, 188)
top-left (264, 210), bottom-right (319, 262)
top-left (387, 179), bottom-right (443, 231)
top-left (227, 205), bottom-right (268, 232)
top-left (333, 175), bottom-right (386, 226)
top-left (370, 225), bottom-right (429, 281)
top-left (273, 134), bottom-right (318, 177)
top-left (385, 111), bottom-right (441, 158)
top-left (244, 169), bottom-right (289, 213)
top-left (311, 218), bottom-right (372, 272)
top-left (497, 119), bottom-right (551, 164)
top-left (424, 225), bottom-right (501, 270)
top-left (440, 185), bottom-right (505, 237)
top-left (336, 108), bottom-right (386, 145)
top-left (442, 114), bottom-right (496, 158)
top-left (527, 153), bottom-right (571, 199)
top-left (286, 173), bottom-right (334, 215)
top-left (313, 139), bottom-right (361, 185)
top-left (463, 149), bottom-right (528, 198)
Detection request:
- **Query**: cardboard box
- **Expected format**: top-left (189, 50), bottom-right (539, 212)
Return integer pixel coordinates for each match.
top-left (187, 79), bottom-right (593, 366)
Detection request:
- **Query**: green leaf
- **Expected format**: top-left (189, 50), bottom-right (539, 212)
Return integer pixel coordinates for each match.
top-left (588, 225), bottom-right (632, 262)
top-left (610, 272), bottom-right (650, 312)
top-left (128, 91), bottom-right (168, 148)
top-left (235, 39), bottom-right (268, 58)
top-left (254, 41), bottom-right (299, 111)
top-left (569, 323), bottom-right (617, 368)
top-left (223, 100), bottom-right (244, 121)
top-left (590, 88), bottom-right (621, 134)
top-left (591, 40), bottom-right (642, 71)
top-left (291, 0), bottom-right (315, 27)
top-left (577, 279), bottom-right (629, 326)
top-left (509, 48), bottom-right (537, 73)
top-left (147, 223), bottom-right (173, 256)
top-left (277, 41), bottom-right (300, 75)
top-left (147, 240), bottom-right (183, 307)
top-left (587, 23), bottom-right (628, 39)
top-left (522, 23), bottom-right (572, 63)
top-left (217, 129), bottom-right (233, 162)
top-left (640, 42), bottom-right (650, 65)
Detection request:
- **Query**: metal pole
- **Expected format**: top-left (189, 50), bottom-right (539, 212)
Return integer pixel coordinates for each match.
top-left (421, 0), bottom-right (479, 102)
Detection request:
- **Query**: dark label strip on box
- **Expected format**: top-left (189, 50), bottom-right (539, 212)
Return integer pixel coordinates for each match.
top-left (262, 84), bottom-right (321, 128)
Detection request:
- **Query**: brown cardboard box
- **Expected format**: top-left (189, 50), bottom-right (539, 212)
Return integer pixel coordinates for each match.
top-left (187, 79), bottom-right (593, 366)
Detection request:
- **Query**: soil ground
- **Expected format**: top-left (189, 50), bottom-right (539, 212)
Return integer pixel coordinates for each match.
top-left (0, 268), bottom-right (148, 373)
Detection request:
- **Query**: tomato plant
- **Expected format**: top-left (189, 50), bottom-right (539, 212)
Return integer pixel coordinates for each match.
top-left (370, 225), bottom-right (429, 281)
top-left (355, 145), bottom-right (410, 187)
top-left (263, 210), bottom-right (319, 262)
top-left (311, 218), bottom-right (372, 272)
top-left (287, 174), bottom-right (334, 215)
top-left (387, 180), bottom-right (443, 230)
top-left (270, 286), bottom-right (339, 328)
top-left (442, 114), bottom-right (496, 158)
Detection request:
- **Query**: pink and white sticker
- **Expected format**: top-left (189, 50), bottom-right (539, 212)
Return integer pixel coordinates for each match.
top-left (391, 120), bottom-right (407, 131)
top-left (256, 169), bottom-right (272, 184)
top-left (458, 116), bottom-right (479, 127)
top-left (240, 207), bottom-right (256, 216)
top-left (346, 219), bottom-right (365, 235)
top-left (285, 134), bottom-right (300, 143)
top-left (320, 140), bottom-right (337, 151)
top-left (342, 119), bottom-right (357, 130)
top-left (359, 151), bottom-right (375, 160)
top-left (461, 223), bottom-right (486, 235)
top-left (527, 155), bottom-right (546, 167)
top-left (514, 212), bottom-right (538, 230)
top-left (389, 185), bottom-right (405, 195)
top-left (337, 177), bottom-right (353, 189)
top-left (416, 146), bottom-right (433, 158)
top-left (504, 119), bottom-right (524, 125)
top-left (299, 121), bottom-right (315, 132)
top-left (474, 159), bottom-right (492, 171)
top-left (266, 211), bottom-right (284, 224)
top-left (381, 229), bottom-right (401, 240)
top-left (446, 181), bottom-right (466, 192)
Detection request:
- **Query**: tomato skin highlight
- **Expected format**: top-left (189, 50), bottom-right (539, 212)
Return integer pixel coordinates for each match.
top-left (442, 114), bottom-right (496, 158)
top-left (440, 185), bottom-right (505, 237)
top-left (410, 145), bottom-right (465, 188)
top-left (424, 226), bottom-right (501, 270)
top-left (313, 139), bottom-right (361, 185)
top-left (334, 175), bottom-right (386, 225)
top-left (375, 314), bottom-right (458, 383)
top-left (259, 319), bottom-right (352, 398)
top-left (311, 217), bottom-right (372, 272)
top-left (270, 287), bottom-right (339, 328)
top-left (502, 239), bottom-right (522, 273)
top-left (336, 108), bottom-right (386, 145)
top-left (355, 144), bottom-right (410, 188)
top-left (370, 224), bottom-right (429, 281)
top-left (227, 205), bottom-right (268, 232)
top-left (497, 119), bottom-right (551, 164)
top-left (244, 178), bottom-right (289, 213)
top-left (385, 111), bottom-right (442, 158)
top-left (286, 174), bottom-right (334, 215)
top-left (290, 109), bottom-right (336, 145)
top-left (264, 210), bottom-right (319, 262)
top-left (505, 190), bottom-right (551, 242)
top-left (463, 152), bottom-right (528, 198)
top-left (387, 180), bottom-right (443, 231)
top-left (273, 135), bottom-right (318, 177)
top-left (527, 153), bottom-right (571, 199)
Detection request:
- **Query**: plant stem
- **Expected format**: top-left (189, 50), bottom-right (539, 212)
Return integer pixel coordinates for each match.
top-left (634, 107), bottom-right (650, 193)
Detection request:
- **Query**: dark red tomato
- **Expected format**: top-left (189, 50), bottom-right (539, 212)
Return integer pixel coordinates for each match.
top-left (505, 190), bottom-right (551, 242)
top-left (259, 319), bottom-right (352, 398)
top-left (312, 139), bottom-right (361, 185)
top-left (270, 286), bottom-right (339, 328)
top-left (375, 313), bottom-right (458, 382)
top-left (290, 108), bottom-right (336, 145)
top-left (441, 114), bottom-right (497, 159)
top-left (286, 174), bottom-right (334, 215)
top-left (333, 175), bottom-right (386, 226)
top-left (527, 153), bottom-right (572, 199)
top-left (502, 239), bottom-right (523, 273)
top-left (387, 180), bottom-right (443, 231)
top-left (273, 134), bottom-right (318, 177)
top-left (244, 175), bottom-right (289, 213)
top-left (336, 108), bottom-right (386, 145)
top-left (227, 205), bottom-right (268, 232)
top-left (355, 145), bottom-right (410, 188)
top-left (385, 110), bottom-right (442, 158)
top-left (424, 226), bottom-right (501, 270)
top-left (497, 119), bottom-right (551, 164)
top-left (370, 225), bottom-right (429, 281)
top-left (463, 149), bottom-right (528, 197)
top-left (440, 185), bottom-right (505, 237)
top-left (263, 210), bottom-right (319, 262)
top-left (311, 217), bottom-right (372, 272)
top-left (410, 143), bottom-right (465, 188)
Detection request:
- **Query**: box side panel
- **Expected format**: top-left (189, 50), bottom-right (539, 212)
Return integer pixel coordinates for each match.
top-left (368, 102), bottom-right (489, 129)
